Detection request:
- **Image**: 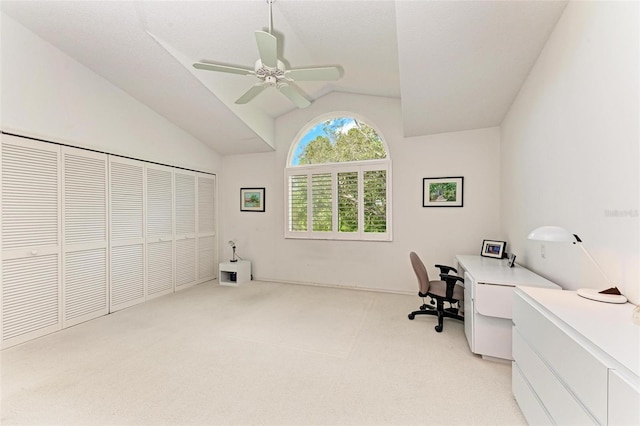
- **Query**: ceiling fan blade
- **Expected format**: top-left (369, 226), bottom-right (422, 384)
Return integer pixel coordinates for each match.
top-left (278, 83), bottom-right (311, 109)
top-left (285, 67), bottom-right (341, 81)
top-left (255, 30), bottom-right (278, 69)
top-left (235, 84), bottom-right (268, 104)
top-left (193, 62), bottom-right (254, 76)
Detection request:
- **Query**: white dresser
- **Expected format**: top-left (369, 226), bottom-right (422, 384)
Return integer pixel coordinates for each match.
top-left (456, 255), bottom-right (560, 360)
top-left (513, 286), bottom-right (640, 425)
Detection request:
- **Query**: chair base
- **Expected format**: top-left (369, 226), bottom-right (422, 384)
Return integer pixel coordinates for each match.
top-left (408, 303), bottom-right (464, 332)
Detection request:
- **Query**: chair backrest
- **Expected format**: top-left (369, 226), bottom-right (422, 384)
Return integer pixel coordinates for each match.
top-left (410, 251), bottom-right (431, 294)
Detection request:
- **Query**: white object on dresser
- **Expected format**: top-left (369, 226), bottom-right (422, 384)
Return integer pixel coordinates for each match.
top-left (219, 260), bottom-right (251, 286)
top-left (456, 255), bottom-right (561, 360)
top-left (513, 286), bottom-right (640, 425)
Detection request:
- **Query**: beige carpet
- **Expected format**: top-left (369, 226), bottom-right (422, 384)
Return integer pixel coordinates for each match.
top-left (1, 281), bottom-right (525, 425)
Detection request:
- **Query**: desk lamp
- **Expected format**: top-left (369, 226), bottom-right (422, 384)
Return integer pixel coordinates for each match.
top-left (527, 226), bottom-right (627, 303)
top-left (228, 240), bottom-right (238, 262)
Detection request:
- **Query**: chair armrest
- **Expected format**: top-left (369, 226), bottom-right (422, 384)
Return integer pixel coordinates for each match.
top-left (435, 264), bottom-right (458, 275)
top-left (440, 274), bottom-right (464, 299)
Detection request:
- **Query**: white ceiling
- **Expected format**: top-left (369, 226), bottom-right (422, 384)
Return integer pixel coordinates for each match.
top-left (1, 0), bottom-right (567, 155)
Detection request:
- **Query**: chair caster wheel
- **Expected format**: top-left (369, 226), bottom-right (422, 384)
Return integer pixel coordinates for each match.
top-left (435, 325), bottom-right (443, 332)
top-left (408, 314), bottom-right (415, 320)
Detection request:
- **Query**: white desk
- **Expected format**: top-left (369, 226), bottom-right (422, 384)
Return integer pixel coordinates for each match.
top-left (455, 255), bottom-right (560, 360)
top-left (219, 260), bottom-right (251, 286)
top-left (513, 286), bottom-right (640, 425)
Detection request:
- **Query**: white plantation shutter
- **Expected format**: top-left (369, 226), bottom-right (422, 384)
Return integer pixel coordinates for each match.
top-left (146, 165), bottom-right (174, 298)
top-left (285, 160), bottom-right (391, 240)
top-left (197, 174), bottom-right (216, 282)
top-left (109, 157), bottom-right (145, 311)
top-left (175, 171), bottom-right (197, 289)
top-left (62, 147), bottom-right (108, 327)
top-left (1, 135), bottom-right (62, 348)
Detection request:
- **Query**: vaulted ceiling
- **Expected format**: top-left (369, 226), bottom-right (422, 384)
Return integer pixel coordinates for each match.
top-left (1, 0), bottom-right (568, 155)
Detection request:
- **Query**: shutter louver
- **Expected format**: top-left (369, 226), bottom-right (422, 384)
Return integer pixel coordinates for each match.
top-left (111, 162), bottom-right (143, 240)
top-left (198, 176), bottom-right (215, 233)
top-left (338, 172), bottom-right (358, 232)
top-left (146, 165), bottom-right (174, 298)
top-left (176, 238), bottom-right (196, 287)
top-left (175, 173), bottom-right (196, 235)
top-left (110, 158), bottom-right (145, 311)
top-left (198, 235), bottom-right (215, 280)
top-left (175, 171), bottom-right (196, 288)
top-left (147, 240), bottom-right (173, 296)
top-left (197, 175), bottom-right (216, 282)
top-left (2, 254), bottom-right (59, 341)
top-left (288, 175), bottom-right (308, 232)
top-left (147, 168), bottom-right (172, 237)
top-left (64, 248), bottom-right (107, 321)
top-left (364, 170), bottom-right (387, 233)
top-left (2, 144), bottom-right (59, 249)
top-left (111, 244), bottom-right (144, 307)
top-left (64, 154), bottom-right (107, 244)
top-left (312, 173), bottom-right (332, 232)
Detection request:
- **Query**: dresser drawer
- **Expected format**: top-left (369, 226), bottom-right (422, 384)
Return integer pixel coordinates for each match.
top-left (609, 369), bottom-right (640, 425)
top-left (512, 362), bottom-right (553, 426)
top-left (513, 294), bottom-right (608, 424)
top-left (513, 328), bottom-right (596, 425)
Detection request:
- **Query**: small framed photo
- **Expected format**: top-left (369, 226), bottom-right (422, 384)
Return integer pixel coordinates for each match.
top-left (423, 176), bottom-right (464, 207)
top-left (507, 253), bottom-right (517, 268)
top-left (481, 239), bottom-right (507, 259)
top-left (240, 187), bottom-right (265, 212)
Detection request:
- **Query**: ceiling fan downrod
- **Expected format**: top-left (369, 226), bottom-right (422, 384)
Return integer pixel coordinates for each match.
top-left (267, 0), bottom-right (274, 35)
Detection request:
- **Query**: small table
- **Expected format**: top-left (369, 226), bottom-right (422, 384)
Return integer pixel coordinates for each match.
top-left (219, 260), bottom-right (251, 286)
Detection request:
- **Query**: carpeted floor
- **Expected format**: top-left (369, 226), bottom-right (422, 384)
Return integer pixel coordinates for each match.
top-left (0, 281), bottom-right (526, 425)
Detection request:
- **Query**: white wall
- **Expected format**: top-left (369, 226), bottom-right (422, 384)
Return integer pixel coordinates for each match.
top-left (1, 13), bottom-right (221, 173)
top-left (501, 1), bottom-right (639, 303)
top-left (221, 92), bottom-right (501, 293)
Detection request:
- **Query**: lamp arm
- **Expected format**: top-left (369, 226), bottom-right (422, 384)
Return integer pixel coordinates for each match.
top-left (577, 243), bottom-right (613, 288)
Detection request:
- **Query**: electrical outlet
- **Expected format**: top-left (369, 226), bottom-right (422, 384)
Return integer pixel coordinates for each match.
top-left (541, 244), bottom-right (546, 259)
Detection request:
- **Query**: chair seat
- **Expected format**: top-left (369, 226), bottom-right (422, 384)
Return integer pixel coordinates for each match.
top-left (428, 280), bottom-right (464, 301)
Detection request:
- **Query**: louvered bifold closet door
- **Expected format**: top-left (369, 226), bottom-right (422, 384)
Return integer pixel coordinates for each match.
top-left (109, 157), bottom-right (145, 311)
top-left (146, 164), bottom-right (174, 299)
top-left (62, 147), bottom-right (108, 327)
top-left (1, 135), bottom-right (62, 349)
top-left (174, 170), bottom-right (197, 290)
top-left (197, 174), bottom-right (216, 282)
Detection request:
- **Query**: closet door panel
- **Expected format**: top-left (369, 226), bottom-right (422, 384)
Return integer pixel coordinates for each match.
top-left (197, 175), bottom-right (216, 282)
top-left (146, 165), bottom-right (174, 299)
top-left (62, 147), bottom-right (108, 327)
top-left (174, 171), bottom-right (197, 289)
top-left (110, 158), bottom-right (145, 311)
top-left (1, 135), bottom-right (61, 348)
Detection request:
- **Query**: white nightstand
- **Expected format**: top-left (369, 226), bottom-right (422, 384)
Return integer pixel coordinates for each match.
top-left (219, 260), bottom-right (251, 286)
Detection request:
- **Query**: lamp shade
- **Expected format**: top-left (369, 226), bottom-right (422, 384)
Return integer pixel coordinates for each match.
top-left (527, 226), bottom-right (577, 243)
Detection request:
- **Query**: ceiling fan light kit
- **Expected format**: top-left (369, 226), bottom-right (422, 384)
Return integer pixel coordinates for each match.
top-left (192, 0), bottom-right (341, 108)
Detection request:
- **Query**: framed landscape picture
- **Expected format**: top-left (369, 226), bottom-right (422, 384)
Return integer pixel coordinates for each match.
top-left (422, 176), bottom-right (464, 207)
top-left (240, 187), bottom-right (265, 212)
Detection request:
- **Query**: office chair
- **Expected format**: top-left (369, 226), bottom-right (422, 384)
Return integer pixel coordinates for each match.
top-left (407, 251), bottom-right (464, 332)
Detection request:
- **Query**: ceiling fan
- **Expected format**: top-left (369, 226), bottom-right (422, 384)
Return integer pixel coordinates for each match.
top-left (192, 0), bottom-right (341, 109)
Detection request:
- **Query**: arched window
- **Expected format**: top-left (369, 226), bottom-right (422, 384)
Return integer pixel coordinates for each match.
top-left (285, 115), bottom-right (391, 241)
